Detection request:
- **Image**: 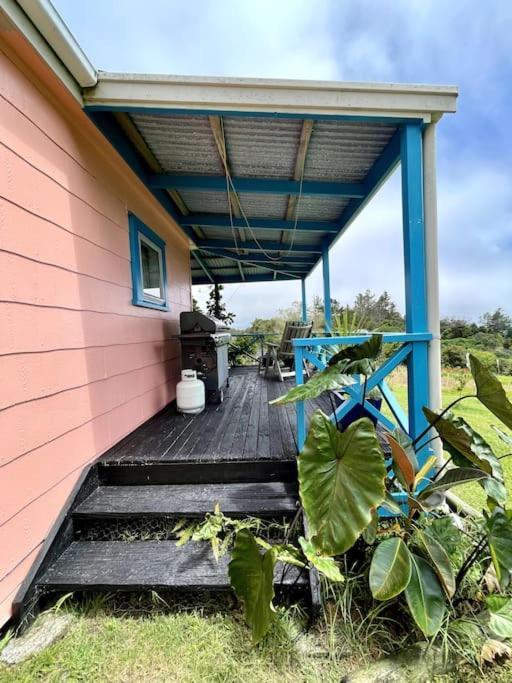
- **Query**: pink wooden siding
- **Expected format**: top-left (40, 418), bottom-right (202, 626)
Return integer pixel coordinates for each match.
top-left (0, 39), bottom-right (191, 626)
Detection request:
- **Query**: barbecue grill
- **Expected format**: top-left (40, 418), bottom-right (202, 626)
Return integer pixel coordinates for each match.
top-left (179, 312), bottom-right (231, 403)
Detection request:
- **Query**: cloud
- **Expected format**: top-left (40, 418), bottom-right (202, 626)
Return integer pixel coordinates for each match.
top-left (53, 0), bottom-right (512, 324)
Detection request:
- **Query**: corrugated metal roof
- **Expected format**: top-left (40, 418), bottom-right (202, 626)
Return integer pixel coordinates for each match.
top-left (304, 121), bottom-right (395, 182)
top-left (124, 112), bottom-right (400, 284)
top-left (223, 117), bottom-right (302, 178)
top-left (296, 196), bottom-right (350, 221)
top-left (131, 114), bottom-right (224, 175)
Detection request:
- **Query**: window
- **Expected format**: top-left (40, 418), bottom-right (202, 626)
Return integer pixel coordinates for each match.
top-left (129, 214), bottom-right (168, 310)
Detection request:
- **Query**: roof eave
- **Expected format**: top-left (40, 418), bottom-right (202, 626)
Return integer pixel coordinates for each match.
top-left (85, 72), bottom-right (458, 123)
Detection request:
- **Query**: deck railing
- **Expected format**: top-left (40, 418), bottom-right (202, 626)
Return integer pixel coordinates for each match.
top-left (292, 332), bottom-right (433, 451)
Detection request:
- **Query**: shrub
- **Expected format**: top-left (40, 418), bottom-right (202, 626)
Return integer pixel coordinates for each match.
top-left (442, 344), bottom-right (467, 368)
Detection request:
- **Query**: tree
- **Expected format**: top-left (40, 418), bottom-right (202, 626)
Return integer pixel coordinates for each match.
top-left (352, 290), bottom-right (404, 330)
top-left (440, 317), bottom-right (479, 339)
top-left (480, 308), bottom-right (512, 337)
top-left (192, 297), bottom-right (202, 312)
top-left (206, 284), bottom-right (235, 324)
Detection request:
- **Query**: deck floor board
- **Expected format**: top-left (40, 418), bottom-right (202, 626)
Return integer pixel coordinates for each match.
top-left (100, 367), bottom-right (324, 465)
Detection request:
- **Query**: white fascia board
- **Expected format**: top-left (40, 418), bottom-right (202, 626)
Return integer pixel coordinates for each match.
top-left (16, 0), bottom-right (96, 87)
top-left (86, 72), bottom-right (458, 121)
top-left (0, 0), bottom-right (82, 99)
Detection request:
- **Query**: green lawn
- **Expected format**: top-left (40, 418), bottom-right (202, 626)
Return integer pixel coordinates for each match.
top-left (386, 368), bottom-right (512, 509)
top-left (0, 601), bottom-right (345, 683)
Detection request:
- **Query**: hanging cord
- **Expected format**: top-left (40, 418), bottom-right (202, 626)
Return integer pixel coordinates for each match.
top-left (216, 119), bottom-right (304, 263)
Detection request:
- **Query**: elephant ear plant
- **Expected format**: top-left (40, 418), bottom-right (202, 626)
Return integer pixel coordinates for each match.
top-left (180, 336), bottom-right (512, 646)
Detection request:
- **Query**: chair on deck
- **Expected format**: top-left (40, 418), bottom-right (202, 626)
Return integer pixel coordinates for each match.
top-left (260, 320), bottom-right (313, 381)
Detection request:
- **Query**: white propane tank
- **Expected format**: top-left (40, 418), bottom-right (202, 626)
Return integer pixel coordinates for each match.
top-left (176, 370), bottom-right (205, 414)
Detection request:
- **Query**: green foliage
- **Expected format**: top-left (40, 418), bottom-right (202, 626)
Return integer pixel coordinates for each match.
top-left (270, 334), bottom-right (382, 405)
top-left (442, 344), bottom-right (467, 368)
top-left (228, 335), bottom-right (258, 366)
top-left (298, 412), bottom-right (386, 555)
top-left (485, 596), bottom-right (512, 638)
top-left (423, 409), bottom-right (503, 479)
top-left (298, 537), bottom-right (344, 582)
top-left (405, 554), bottom-right (447, 637)
top-left (413, 530), bottom-right (455, 598)
top-left (182, 343), bottom-right (512, 649)
top-left (369, 537), bottom-right (412, 600)
top-left (418, 467), bottom-right (489, 499)
top-left (228, 530), bottom-right (277, 644)
top-left (486, 510), bottom-right (512, 590)
top-left (206, 284), bottom-right (235, 324)
top-left (269, 362), bottom-right (353, 405)
top-left (471, 354), bottom-right (512, 430)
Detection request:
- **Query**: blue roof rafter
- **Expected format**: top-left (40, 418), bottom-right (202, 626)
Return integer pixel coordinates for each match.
top-left (195, 238), bottom-right (322, 253)
top-left (149, 174), bottom-right (366, 198)
top-left (195, 249), bottom-right (309, 278)
top-left (181, 214), bottom-right (338, 233)
top-left (193, 272), bottom-right (297, 285)
top-left (192, 262), bottom-right (308, 274)
top-left (197, 247), bottom-right (317, 266)
top-left (191, 250), bottom-right (215, 283)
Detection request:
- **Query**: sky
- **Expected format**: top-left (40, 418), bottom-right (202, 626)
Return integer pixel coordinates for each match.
top-left (54, 0), bottom-right (512, 327)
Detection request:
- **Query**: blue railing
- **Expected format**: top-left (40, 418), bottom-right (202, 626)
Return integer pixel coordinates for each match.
top-left (292, 332), bottom-right (432, 450)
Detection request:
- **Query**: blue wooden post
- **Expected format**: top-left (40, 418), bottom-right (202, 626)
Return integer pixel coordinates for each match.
top-left (322, 240), bottom-right (332, 332)
top-left (401, 123), bottom-right (430, 455)
top-left (295, 345), bottom-right (306, 451)
top-left (301, 278), bottom-right (307, 322)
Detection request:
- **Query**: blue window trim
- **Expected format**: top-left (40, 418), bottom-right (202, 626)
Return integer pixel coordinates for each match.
top-left (128, 213), bottom-right (168, 311)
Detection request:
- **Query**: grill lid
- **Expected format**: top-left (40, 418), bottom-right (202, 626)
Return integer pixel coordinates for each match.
top-left (180, 311), bottom-right (230, 334)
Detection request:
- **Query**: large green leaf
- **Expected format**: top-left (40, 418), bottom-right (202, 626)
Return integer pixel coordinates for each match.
top-left (470, 355), bottom-right (512, 430)
top-left (423, 409), bottom-right (503, 480)
top-left (418, 467), bottom-right (489, 500)
top-left (327, 333), bottom-right (383, 373)
top-left (414, 530), bottom-right (455, 599)
top-left (486, 596), bottom-right (512, 638)
top-left (369, 537), bottom-right (412, 600)
top-left (405, 554), bottom-right (447, 637)
top-left (487, 511), bottom-right (512, 591)
top-left (298, 537), bottom-right (344, 582)
top-left (228, 530), bottom-right (277, 643)
top-left (481, 478), bottom-right (508, 510)
top-left (298, 411), bottom-right (386, 556)
top-left (269, 362), bottom-right (352, 405)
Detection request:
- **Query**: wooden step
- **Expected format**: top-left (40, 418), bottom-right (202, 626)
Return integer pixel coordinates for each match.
top-left (98, 459), bottom-right (297, 486)
top-left (38, 541), bottom-right (306, 591)
top-left (73, 482), bottom-right (299, 519)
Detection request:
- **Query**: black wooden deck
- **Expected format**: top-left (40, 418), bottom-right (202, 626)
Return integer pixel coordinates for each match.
top-left (101, 366), bottom-right (327, 464)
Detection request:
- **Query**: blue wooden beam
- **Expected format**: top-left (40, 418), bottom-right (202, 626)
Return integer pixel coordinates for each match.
top-left (301, 278), bottom-right (307, 322)
top-left (401, 122), bottom-right (429, 450)
top-left (192, 262), bottom-right (309, 273)
top-left (191, 250), bottom-right (215, 283)
top-left (293, 332), bottom-right (432, 347)
top-left (181, 214), bottom-right (338, 233)
top-left (85, 105), bottom-right (424, 126)
top-left (149, 174), bottom-right (366, 197)
top-left (322, 239), bottom-right (332, 332)
top-left (193, 273), bottom-right (297, 285)
top-left (87, 111), bottom-right (184, 225)
top-left (196, 247), bottom-right (317, 265)
top-left (195, 238), bottom-right (322, 253)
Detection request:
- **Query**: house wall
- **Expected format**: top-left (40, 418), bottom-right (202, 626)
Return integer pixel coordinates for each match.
top-left (0, 36), bottom-right (191, 626)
